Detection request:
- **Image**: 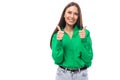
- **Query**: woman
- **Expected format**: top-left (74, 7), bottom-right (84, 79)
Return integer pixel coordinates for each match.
top-left (50, 2), bottom-right (93, 80)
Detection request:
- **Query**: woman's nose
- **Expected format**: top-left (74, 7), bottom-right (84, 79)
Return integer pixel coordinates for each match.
top-left (70, 13), bottom-right (74, 18)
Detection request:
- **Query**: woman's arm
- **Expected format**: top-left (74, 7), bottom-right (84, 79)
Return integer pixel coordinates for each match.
top-left (51, 33), bottom-right (64, 64)
top-left (81, 30), bottom-right (93, 67)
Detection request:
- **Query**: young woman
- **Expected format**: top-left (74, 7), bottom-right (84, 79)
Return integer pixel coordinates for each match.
top-left (50, 2), bottom-right (93, 80)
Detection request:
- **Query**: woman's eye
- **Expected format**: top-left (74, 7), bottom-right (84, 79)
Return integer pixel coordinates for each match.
top-left (67, 11), bottom-right (72, 14)
top-left (67, 11), bottom-right (78, 16)
top-left (74, 13), bottom-right (78, 16)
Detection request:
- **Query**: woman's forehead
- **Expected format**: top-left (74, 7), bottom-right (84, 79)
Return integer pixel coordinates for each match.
top-left (66, 6), bottom-right (78, 12)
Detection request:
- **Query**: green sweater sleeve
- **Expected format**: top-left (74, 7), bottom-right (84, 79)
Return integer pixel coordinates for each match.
top-left (81, 30), bottom-right (93, 67)
top-left (51, 33), bottom-right (64, 64)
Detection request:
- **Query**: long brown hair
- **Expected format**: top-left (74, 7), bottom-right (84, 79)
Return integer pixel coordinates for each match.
top-left (50, 2), bottom-right (83, 48)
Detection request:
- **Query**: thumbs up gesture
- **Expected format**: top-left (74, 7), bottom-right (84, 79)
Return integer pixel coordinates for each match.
top-left (57, 25), bottom-right (64, 40)
top-left (79, 26), bottom-right (87, 38)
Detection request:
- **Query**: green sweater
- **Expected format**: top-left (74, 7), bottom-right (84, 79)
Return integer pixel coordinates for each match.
top-left (51, 25), bottom-right (93, 69)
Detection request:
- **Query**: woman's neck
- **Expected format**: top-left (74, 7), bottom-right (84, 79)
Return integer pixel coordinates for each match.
top-left (64, 25), bottom-right (74, 39)
top-left (64, 25), bottom-right (73, 32)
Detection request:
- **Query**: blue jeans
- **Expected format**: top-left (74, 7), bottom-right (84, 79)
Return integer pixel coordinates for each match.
top-left (55, 67), bottom-right (88, 80)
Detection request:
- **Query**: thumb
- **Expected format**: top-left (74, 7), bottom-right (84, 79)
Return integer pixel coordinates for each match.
top-left (57, 25), bottom-right (61, 31)
top-left (82, 26), bottom-right (87, 31)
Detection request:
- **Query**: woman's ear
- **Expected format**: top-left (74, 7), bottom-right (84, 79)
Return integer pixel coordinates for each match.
top-left (64, 12), bottom-right (66, 18)
top-left (64, 14), bottom-right (65, 18)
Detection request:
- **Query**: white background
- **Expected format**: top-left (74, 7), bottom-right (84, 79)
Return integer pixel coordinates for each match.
top-left (0, 0), bottom-right (120, 80)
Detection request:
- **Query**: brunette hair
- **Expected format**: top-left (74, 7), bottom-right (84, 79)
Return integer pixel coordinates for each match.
top-left (50, 2), bottom-right (83, 48)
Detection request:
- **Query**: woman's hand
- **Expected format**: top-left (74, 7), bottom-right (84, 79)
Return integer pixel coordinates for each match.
top-left (79, 26), bottom-right (87, 38)
top-left (57, 26), bottom-right (64, 40)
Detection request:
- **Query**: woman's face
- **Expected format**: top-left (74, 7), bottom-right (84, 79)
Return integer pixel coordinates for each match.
top-left (64, 6), bottom-right (78, 26)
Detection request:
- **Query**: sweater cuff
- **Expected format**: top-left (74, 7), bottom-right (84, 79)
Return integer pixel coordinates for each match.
top-left (81, 38), bottom-right (87, 43)
top-left (56, 40), bottom-right (62, 48)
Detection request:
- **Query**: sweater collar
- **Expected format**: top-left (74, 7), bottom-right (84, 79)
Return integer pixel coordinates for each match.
top-left (62, 25), bottom-right (80, 31)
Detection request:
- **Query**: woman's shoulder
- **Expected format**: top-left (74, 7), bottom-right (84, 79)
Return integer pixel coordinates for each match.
top-left (85, 29), bottom-right (90, 33)
top-left (52, 32), bottom-right (57, 38)
top-left (85, 29), bottom-right (90, 36)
